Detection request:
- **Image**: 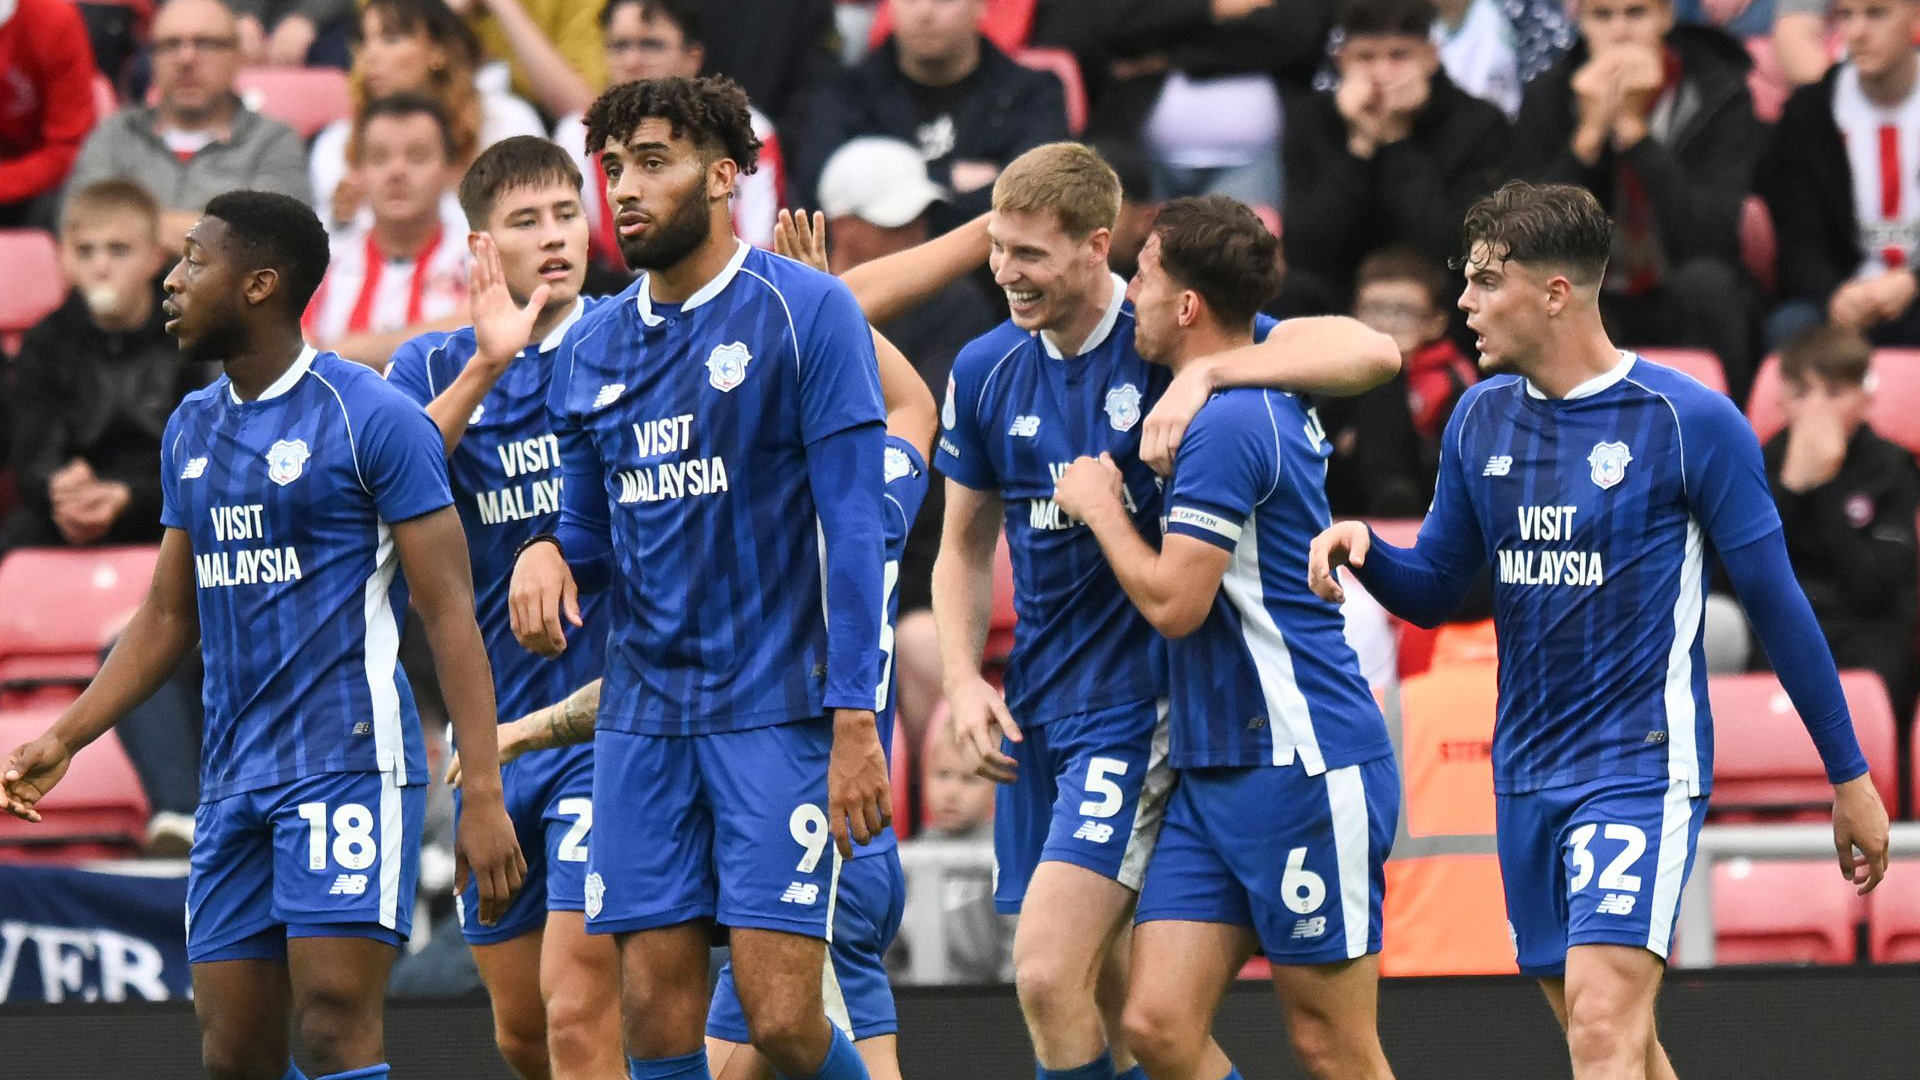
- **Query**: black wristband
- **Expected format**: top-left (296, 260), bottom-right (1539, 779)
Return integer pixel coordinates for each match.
top-left (515, 532), bottom-right (563, 561)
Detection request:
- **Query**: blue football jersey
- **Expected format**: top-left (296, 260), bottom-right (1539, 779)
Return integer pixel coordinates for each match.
top-left (1409, 353), bottom-right (1781, 795)
top-left (386, 300), bottom-right (609, 722)
top-left (863, 434), bottom-right (932, 859)
top-left (1162, 388), bottom-right (1392, 772)
top-left (159, 348), bottom-right (449, 800)
top-left (548, 242), bottom-right (887, 735)
top-left (936, 280), bottom-right (1275, 726)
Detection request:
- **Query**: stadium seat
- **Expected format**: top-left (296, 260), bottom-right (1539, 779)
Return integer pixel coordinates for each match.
top-left (1749, 348), bottom-right (1920, 454)
top-left (868, 0), bottom-right (1036, 53)
top-left (1708, 670), bottom-right (1900, 818)
top-left (984, 532), bottom-right (1017, 666)
top-left (0, 700), bottom-right (149, 862)
top-left (0, 229), bottom-right (65, 353)
top-left (0, 546), bottom-right (159, 688)
top-left (1711, 858), bottom-right (1861, 964)
top-left (1740, 196), bottom-right (1778, 296)
top-left (891, 715), bottom-right (913, 843)
top-left (1866, 863), bottom-right (1920, 961)
top-left (1014, 49), bottom-right (1087, 135)
top-left (1633, 347), bottom-right (1728, 394)
top-left (234, 66), bottom-right (350, 140)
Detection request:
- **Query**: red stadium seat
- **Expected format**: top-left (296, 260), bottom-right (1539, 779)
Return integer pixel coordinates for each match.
top-left (0, 229), bottom-right (66, 353)
top-left (984, 532), bottom-right (1017, 666)
top-left (1711, 858), bottom-right (1861, 964)
top-left (1632, 347), bottom-right (1728, 394)
top-left (1708, 670), bottom-right (1899, 818)
top-left (1749, 348), bottom-right (1920, 454)
top-left (0, 700), bottom-right (149, 862)
top-left (891, 715), bottom-right (913, 843)
top-left (234, 66), bottom-right (350, 140)
top-left (1866, 863), bottom-right (1920, 961)
top-left (0, 546), bottom-right (159, 688)
top-left (1014, 49), bottom-right (1087, 135)
top-left (868, 0), bottom-right (1036, 53)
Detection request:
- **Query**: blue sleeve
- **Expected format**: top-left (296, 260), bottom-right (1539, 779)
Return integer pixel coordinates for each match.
top-left (799, 277), bottom-right (886, 445)
top-left (1720, 530), bottom-right (1869, 784)
top-left (934, 346), bottom-right (998, 490)
top-left (1350, 389), bottom-right (1488, 627)
top-left (1679, 388), bottom-right (1782, 552)
top-left (1164, 394), bottom-right (1276, 552)
top-left (383, 332), bottom-right (442, 407)
top-left (883, 437), bottom-right (930, 559)
top-left (158, 412), bottom-right (185, 531)
top-left (357, 386), bottom-right (454, 523)
top-left (810, 419), bottom-right (889, 711)
top-left (551, 417), bottom-right (614, 592)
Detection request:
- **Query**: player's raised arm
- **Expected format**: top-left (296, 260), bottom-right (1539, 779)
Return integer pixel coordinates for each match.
top-left (1054, 453), bottom-right (1231, 638)
top-left (1, 528), bottom-right (199, 822)
top-left (777, 208), bottom-right (991, 326)
top-left (875, 329), bottom-right (937, 460)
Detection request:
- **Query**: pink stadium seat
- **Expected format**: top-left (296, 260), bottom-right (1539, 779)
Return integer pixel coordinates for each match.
top-left (0, 229), bottom-right (65, 353)
top-left (0, 700), bottom-right (149, 862)
top-left (1014, 49), bottom-right (1087, 135)
top-left (234, 66), bottom-right (350, 140)
top-left (1712, 858), bottom-right (1861, 964)
top-left (0, 546), bottom-right (159, 688)
top-left (1866, 863), bottom-right (1920, 961)
top-left (1749, 348), bottom-right (1920, 454)
top-left (984, 532), bottom-right (1017, 666)
top-left (1708, 670), bottom-right (1899, 818)
top-left (1633, 347), bottom-right (1728, 394)
top-left (868, 0), bottom-right (1036, 53)
top-left (890, 716), bottom-right (913, 843)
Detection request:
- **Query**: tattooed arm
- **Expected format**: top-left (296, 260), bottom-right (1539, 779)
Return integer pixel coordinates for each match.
top-left (500, 679), bottom-right (603, 764)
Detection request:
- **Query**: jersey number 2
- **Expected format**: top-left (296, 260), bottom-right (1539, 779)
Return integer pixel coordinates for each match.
top-left (557, 797), bottom-right (592, 863)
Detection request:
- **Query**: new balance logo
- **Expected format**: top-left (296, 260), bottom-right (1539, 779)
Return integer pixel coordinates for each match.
top-left (780, 882), bottom-right (819, 905)
top-left (1596, 893), bottom-right (1637, 916)
top-left (329, 874), bottom-right (368, 896)
top-left (181, 457), bottom-right (208, 480)
top-left (1483, 455), bottom-right (1513, 477)
top-left (1009, 415), bottom-right (1041, 437)
top-left (1290, 917), bottom-right (1327, 940)
top-left (1072, 821), bottom-right (1114, 844)
top-left (593, 383), bottom-right (627, 409)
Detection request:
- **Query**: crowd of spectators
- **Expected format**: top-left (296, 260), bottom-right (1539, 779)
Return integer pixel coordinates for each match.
top-left (7, 0), bottom-right (1920, 972)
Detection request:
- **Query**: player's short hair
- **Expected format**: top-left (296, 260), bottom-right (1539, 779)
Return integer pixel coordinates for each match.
top-left (60, 179), bottom-right (160, 239)
top-left (582, 76), bottom-right (761, 175)
top-left (1355, 248), bottom-right (1452, 311)
top-left (1151, 195), bottom-right (1282, 329)
top-left (1337, 0), bottom-right (1438, 37)
top-left (202, 190), bottom-right (331, 312)
top-left (1780, 323), bottom-right (1872, 389)
top-left (458, 136), bottom-right (585, 229)
top-left (1459, 180), bottom-right (1613, 286)
top-left (992, 142), bottom-right (1122, 239)
top-left (352, 92), bottom-right (457, 164)
top-left (600, 0), bottom-right (702, 42)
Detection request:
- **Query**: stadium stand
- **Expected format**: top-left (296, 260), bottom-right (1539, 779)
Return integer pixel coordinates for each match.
top-left (1634, 346), bottom-right (1729, 394)
top-left (0, 229), bottom-right (65, 353)
top-left (1866, 862), bottom-right (1920, 962)
top-left (0, 546), bottom-right (159, 692)
top-left (984, 532), bottom-right (1016, 668)
top-left (1013, 48), bottom-right (1085, 135)
top-left (1709, 858), bottom-right (1862, 965)
top-left (867, 0), bottom-right (1036, 53)
top-left (0, 699), bottom-right (148, 862)
top-left (233, 65), bottom-right (351, 141)
top-left (1749, 348), bottom-right (1920, 454)
top-left (1707, 670), bottom-right (1900, 819)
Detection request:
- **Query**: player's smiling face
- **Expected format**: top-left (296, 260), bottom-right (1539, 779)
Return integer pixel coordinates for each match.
top-left (162, 218), bottom-right (251, 361)
top-left (600, 118), bottom-right (734, 272)
top-left (989, 208), bottom-right (1111, 333)
top-left (483, 180), bottom-right (589, 311)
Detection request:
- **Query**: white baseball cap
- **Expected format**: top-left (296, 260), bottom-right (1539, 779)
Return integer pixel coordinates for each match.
top-left (817, 137), bottom-right (946, 228)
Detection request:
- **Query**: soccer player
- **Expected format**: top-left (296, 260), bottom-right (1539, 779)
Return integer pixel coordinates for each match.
top-left (385, 137), bottom-right (621, 1080)
top-left (934, 142), bottom-right (1400, 1080)
top-left (0, 190), bottom-right (525, 1080)
top-left (1308, 181), bottom-right (1892, 1079)
top-left (1051, 195), bottom-right (1399, 1080)
top-left (509, 77), bottom-right (891, 1080)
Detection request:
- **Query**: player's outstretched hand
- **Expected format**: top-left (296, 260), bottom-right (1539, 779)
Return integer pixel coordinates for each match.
top-left (1833, 774), bottom-right (1891, 895)
top-left (774, 209), bottom-right (830, 273)
top-left (1307, 521), bottom-right (1371, 604)
top-left (948, 676), bottom-right (1022, 784)
top-left (0, 735), bottom-right (74, 823)
top-left (510, 540), bottom-right (581, 658)
top-left (1141, 363), bottom-right (1214, 476)
top-left (470, 233), bottom-right (550, 366)
top-left (829, 708), bottom-right (890, 858)
top-left (454, 790), bottom-right (527, 926)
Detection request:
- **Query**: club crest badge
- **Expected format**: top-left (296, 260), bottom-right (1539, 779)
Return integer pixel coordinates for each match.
top-left (884, 445), bottom-right (913, 483)
top-left (1105, 382), bottom-right (1142, 433)
top-left (1587, 441), bottom-right (1632, 490)
top-left (706, 341), bottom-right (752, 392)
top-left (584, 872), bottom-right (605, 919)
top-left (265, 439), bottom-right (311, 487)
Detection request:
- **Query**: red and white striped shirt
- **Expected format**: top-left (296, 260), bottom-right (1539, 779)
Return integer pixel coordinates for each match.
top-left (302, 204), bottom-right (470, 348)
top-left (1834, 61), bottom-right (1920, 277)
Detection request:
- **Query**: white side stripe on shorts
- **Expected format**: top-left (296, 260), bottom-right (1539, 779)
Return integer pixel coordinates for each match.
top-left (378, 771), bottom-right (403, 929)
top-left (1325, 765), bottom-right (1371, 960)
top-left (1644, 779), bottom-right (1694, 958)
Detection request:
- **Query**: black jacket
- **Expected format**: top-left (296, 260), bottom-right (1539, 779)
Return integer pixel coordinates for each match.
top-left (1512, 26), bottom-right (1763, 268)
top-left (1765, 424), bottom-right (1920, 630)
top-left (800, 38), bottom-right (1070, 234)
top-left (1760, 66), bottom-right (1868, 306)
top-left (1281, 71), bottom-right (1512, 305)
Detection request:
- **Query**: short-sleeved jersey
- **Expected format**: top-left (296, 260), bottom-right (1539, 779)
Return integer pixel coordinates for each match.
top-left (863, 434), bottom-right (932, 859)
top-left (548, 241), bottom-right (886, 735)
top-left (1416, 353), bottom-right (1781, 794)
top-left (159, 348), bottom-right (450, 800)
top-left (935, 283), bottom-right (1275, 725)
top-left (1162, 388), bottom-right (1392, 772)
top-left (386, 300), bottom-right (609, 722)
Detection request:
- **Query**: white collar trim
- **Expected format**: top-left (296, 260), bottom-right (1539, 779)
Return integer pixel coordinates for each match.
top-left (1524, 350), bottom-right (1636, 401)
top-left (634, 239), bottom-right (751, 327)
top-left (535, 298), bottom-right (587, 353)
top-left (230, 345), bottom-right (317, 404)
top-left (1039, 273), bottom-right (1128, 359)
